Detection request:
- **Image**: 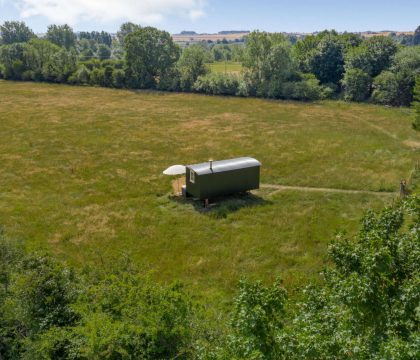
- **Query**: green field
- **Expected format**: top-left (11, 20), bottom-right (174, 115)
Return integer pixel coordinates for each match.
top-left (0, 81), bottom-right (419, 302)
top-left (209, 61), bottom-right (243, 73)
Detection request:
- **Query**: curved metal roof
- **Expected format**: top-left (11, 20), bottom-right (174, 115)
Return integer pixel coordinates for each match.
top-left (187, 157), bottom-right (261, 175)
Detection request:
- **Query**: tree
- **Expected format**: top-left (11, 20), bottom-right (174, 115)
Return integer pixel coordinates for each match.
top-left (412, 76), bottom-right (420, 130)
top-left (77, 38), bottom-right (94, 61)
top-left (46, 24), bottom-right (76, 50)
top-left (124, 27), bottom-right (180, 89)
top-left (0, 21), bottom-right (35, 44)
top-left (242, 31), bottom-right (295, 97)
top-left (342, 68), bottom-right (371, 102)
top-left (308, 35), bottom-right (344, 84)
top-left (97, 44), bottom-right (111, 60)
top-left (413, 26), bottom-right (420, 46)
top-left (293, 34), bottom-right (319, 73)
top-left (372, 70), bottom-right (414, 106)
top-left (372, 46), bottom-right (420, 107)
top-left (200, 278), bottom-right (287, 359)
top-left (42, 48), bottom-right (77, 83)
top-left (79, 31), bottom-right (112, 47)
top-left (0, 43), bottom-right (28, 79)
top-left (193, 73), bottom-right (239, 95)
top-left (117, 22), bottom-right (141, 46)
top-left (345, 36), bottom-right (398, 77)
top-left (23, 38), bottom-right (61, 80)
top-left (178, 45), bottom-right (209, 91)
top-left (280, 197), bottom-right (420, 359)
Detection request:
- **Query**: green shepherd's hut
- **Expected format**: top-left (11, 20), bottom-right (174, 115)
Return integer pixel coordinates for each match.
top-left (185, 157), bottom-right (261, 200)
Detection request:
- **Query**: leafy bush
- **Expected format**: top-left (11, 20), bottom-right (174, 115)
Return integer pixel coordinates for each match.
top-left (68, 64), bottom-right (90, 85)
top-left (112, 68), bottom-right (125, 88)
top-left (193, 73), bottom-right (239, 95)
top-left (342, 68), bottom-right (372, 102)
top-left (90, 67), bottom-right (105, 86)
top-left (372, 70), bottom-right (413, 106)
top-left (412, 76), bottom-right (420, 130)
top-left (282, 197), bottom-right (420, 359)
top-left (282, 74), bottom-right (332, 101)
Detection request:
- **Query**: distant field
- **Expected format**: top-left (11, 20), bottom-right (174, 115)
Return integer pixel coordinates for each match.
top-left (0, 81), bottom-right (419, 302)
top-left (172, 32), bottom-right (249, 43)
top-left (209, 61), bottom-right (243, 73)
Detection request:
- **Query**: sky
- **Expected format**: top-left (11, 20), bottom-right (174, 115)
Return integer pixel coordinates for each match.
top-left (0, 0), bottom-right (419, 34)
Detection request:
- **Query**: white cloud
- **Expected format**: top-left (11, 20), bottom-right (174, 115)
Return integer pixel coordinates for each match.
top-left (14, 0), bottom-right (206, 25)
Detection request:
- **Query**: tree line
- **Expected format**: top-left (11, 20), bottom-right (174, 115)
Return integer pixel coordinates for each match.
top-left (1, 196), bottom-right (419, 359)
top-left (1, 21), bottom-right (420, 109)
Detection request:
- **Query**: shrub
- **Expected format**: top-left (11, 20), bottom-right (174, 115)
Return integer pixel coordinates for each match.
top-left (112, 68), bottom-right (125, 88)
top-left (282, 74), bottom-right (331, 101)
top-left (372, 70), bottom-right (415, 106)
top-left (412, 76), bottom-right (420, 130)
top-left (90, 67), bottom-right (105, 86)
top-left (156, 68), bottom-right (180, 91)
top-left (342, 68), bottom-right (372, 102)
top-left (193, 73), bottom-right (239, 95)
top-left (21, 70), bottom-right (35, 81)
top-left (68, 65), bottom-right (90, 85)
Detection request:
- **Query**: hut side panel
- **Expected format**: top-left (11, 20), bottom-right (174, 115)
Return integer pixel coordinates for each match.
top-left (186, 166), bottom-right (260, 199)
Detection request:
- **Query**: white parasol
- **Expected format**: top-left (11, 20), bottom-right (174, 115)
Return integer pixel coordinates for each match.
top-left (163, 165), bottom-right (186, 195)
top-left (163, 165), bottom-right (186, 175)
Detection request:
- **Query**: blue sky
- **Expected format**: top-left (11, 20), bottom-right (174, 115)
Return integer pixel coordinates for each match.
top-left (0, 0), bottom-right (419, 34)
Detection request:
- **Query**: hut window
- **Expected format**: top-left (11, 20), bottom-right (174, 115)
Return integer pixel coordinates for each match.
top-left (190, 170), bottom-right (195, 183)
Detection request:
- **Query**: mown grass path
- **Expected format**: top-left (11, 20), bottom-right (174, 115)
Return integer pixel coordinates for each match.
top-left (260, 184), bottom-right (396, 197)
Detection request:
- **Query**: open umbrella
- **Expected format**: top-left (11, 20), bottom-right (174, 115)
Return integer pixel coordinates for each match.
top-left (163, 165), bottom-right (186, 176)
top-left (163, 165), bottom-right (186, 195)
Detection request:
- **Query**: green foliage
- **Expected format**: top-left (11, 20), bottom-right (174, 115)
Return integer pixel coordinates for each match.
top-left (308, 35), bottom-right (345, 84)
top-left (211, 44), bottom-right (244, 62)
top-left (117, 22), bottom-right (141, 46)
top-left (0, 21), bottom-right (35, 45)
top-left (42, 48), bottom-right (77, 83)
top-left (372, 70), bottom-right (414, 106)
top-left (0, 42), bottom-right (28, 79)
top-left (228, 279), bottom-right (287, 359)
top-left (342, 68), bottom-right (372, 102)
top-left (371, 46), bottom-right (420, 107)
top-left (282, 74), bottom-right (332, 101)
top-left (283, 198), bottom-right (420, 359)
top-left (178, 45), bottom-right (209, 91)
top-left (46, 24), bottom-right (76, 50)
top-left (345, 36), bottom-right (398, 78)
top-left (412, 76), bottom-right (420, 130)
top-left (0, 232), bottom-right (198, 359)
top-left (68, 65), bottom-right (90, 85)
top-left (242, 31), bottom-right (295, 97)
top-left (79, 31), bottom-right (112, 47)
top-left (193, 72), bottom-right (239, 95)
top-left (97, 44), bottom-right (111, 60)
top-left (112, 68), bottom-right (126, 88)
top-left (293, 31), bottom-right (360, 86)
top-left (0, 22), bottom-right (417, 107)
top-left (124, 27), bottom-right (180, 89)
top-left (414, 26), bottom-right (420, 46)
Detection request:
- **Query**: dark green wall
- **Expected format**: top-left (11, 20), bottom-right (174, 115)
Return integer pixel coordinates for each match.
top-left (186, 166), bottom-right (260, 199)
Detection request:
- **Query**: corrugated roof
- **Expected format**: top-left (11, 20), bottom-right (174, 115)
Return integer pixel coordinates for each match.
top-left (187, 157), bottom-right (261, 175)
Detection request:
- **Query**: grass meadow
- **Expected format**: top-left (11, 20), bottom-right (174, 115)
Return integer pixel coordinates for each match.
top-left (0, 81), bottom-right (419, 303)
top-left (209, 61), bottom-right (243, 74)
